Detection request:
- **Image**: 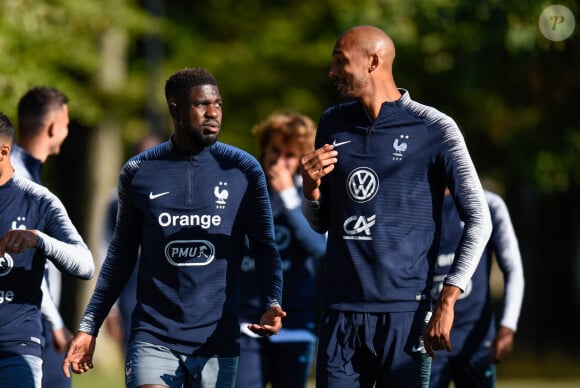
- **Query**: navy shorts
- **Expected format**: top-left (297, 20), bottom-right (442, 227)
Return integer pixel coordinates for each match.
top-left (316, 310), bottom-right (432, 388)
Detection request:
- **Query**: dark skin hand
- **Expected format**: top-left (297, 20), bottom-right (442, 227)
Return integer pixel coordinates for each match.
top-left (247, 305), bottom-right (287, 336)
top-left (62, 331), bottom-right (95, 378)
top-left (0, 229), bottom-right (39, 256)
top-left (424, 284), bottom-right (461, 358)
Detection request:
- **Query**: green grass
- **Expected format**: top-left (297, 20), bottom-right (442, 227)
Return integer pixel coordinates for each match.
top-left (72, 366), bottom-right (124, 388)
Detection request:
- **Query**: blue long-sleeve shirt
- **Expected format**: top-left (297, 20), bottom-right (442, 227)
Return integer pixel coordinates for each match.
top-left (432, 191), bottom-right (524, 331)
top-left (0, 176), bottom-right (94, 357)
top-left (78, 140), bottom-right (283, 357)
top-left (240, 182), bottom-right (326, 330)
top-left (303, 89), bottom-right (492, 313)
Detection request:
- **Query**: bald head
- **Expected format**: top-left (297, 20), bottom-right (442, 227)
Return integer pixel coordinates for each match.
top-left (337, 26), bottom-right (396, 70)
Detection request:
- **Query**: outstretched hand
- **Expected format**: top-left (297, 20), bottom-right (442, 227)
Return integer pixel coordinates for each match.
top-left (247, 305), bottom-right (287, 336)
top-left (62, 331), bottom-right (96, 378)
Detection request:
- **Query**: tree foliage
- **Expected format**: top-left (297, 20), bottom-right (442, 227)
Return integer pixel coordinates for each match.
top-left (0, 0), bottom-right (157, 129)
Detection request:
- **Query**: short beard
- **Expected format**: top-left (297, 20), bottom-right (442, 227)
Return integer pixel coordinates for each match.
top-left (197, 133), bottom-right (218, 148)
top-left (340, 71), bottom-right (368, 100)
top-left (187, 127), bottom-right (219, 148)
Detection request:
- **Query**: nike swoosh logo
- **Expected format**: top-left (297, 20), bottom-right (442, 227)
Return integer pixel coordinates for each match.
top-left (149, 191), bottom-right (170, 200)
top-left (332, 140), bottom-right (351, 147)
top-left (411, 344), bottom-right (425, 353)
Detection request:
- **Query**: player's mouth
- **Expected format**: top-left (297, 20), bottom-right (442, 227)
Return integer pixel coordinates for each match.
top-left (203, 121), bottom-right (220, 134)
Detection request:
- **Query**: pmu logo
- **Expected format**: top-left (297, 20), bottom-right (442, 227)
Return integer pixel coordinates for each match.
top-left (164, 240), bottom-right (215, 266)
top-left (346, 167), bottom-right (379, 203)
top-left (0, 254), bottom-right (14, 277)
top-left (343, 215), bottom-right (376, 240)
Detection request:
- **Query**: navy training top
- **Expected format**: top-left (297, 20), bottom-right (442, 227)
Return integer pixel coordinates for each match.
top-left (303, 89), bottom-right (492, 313)
top-left (79, 140), bottom-right (283, 357)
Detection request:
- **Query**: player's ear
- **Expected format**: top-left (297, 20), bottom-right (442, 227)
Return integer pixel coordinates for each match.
top-left (369, 53), bottom-right (380, 73)
top-left (0, 143), bottom-right (10, 159)
top-left (168, 102), bottom-right (178, 119)
top-left (46, 121), bottom-right (56, 138)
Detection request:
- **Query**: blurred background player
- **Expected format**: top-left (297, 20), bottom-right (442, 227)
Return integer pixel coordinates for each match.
top-left (429, 188), bottom-right (525, 388)
top-left (10, 86), bottom-right (74, 388)
top-left (236, 112), bottom-right (326, 388)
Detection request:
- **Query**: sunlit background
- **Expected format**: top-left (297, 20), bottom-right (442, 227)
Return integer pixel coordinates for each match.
top-left (1, 0), bottom-right (578, 386)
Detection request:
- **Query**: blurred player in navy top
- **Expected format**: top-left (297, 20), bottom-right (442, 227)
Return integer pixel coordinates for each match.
top-left (429, 189), bottom-right (524, 388)
top-left (0, 112), bottom-right (94, 388)
top-left (11, 86), bottom-right (73, 388)
top-left (63, 68), bottom-right (286, 388)
top-left (236, 112), bottom-right (326, 388)
top-left (300, 26), bottom-right (492, 387)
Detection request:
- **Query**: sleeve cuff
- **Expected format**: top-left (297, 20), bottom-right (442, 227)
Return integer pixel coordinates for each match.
top-left (279, 187), bottom-right (301, 210)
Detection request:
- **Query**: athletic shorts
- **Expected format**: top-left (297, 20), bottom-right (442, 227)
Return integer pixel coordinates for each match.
top-left (0, 354), bottom-right (42, 388)
top-left (316, 310), bottom-right (432, 388)
top-left (125, 341), bottom-right (239, 388)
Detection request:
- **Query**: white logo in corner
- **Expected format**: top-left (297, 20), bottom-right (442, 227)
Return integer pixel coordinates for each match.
top-left (392, 134), bottom-right (409, 161)
top-left (214, 181), bottom-right (229, 209)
